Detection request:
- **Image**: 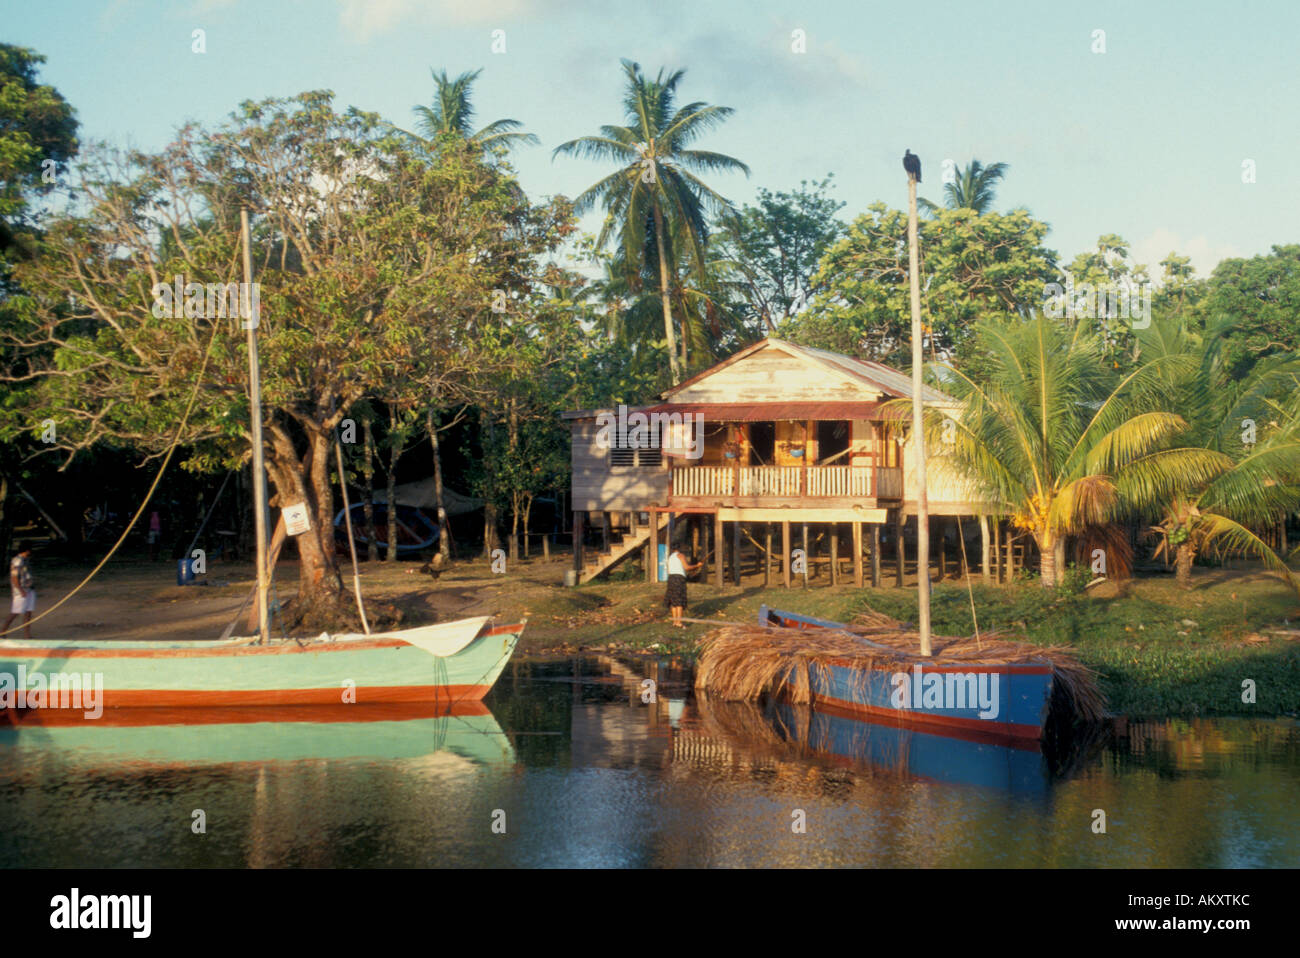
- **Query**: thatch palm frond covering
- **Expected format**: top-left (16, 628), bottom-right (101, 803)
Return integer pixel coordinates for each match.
top-left (694, 613), bottom-right (1106, 724)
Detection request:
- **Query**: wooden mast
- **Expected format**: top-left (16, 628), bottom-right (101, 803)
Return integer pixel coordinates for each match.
top-left (241, 209), bottom-right (271, 645)
top-left (335, 434), bottom-right (371, 634)
top-left (906, 163), bottom-right (932, 656)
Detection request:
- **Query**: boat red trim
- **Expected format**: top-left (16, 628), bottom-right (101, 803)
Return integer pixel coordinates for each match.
top-left (2, 700), bottom-right (492, 728)
top-left (802, 693), bottom-right (1042, 746)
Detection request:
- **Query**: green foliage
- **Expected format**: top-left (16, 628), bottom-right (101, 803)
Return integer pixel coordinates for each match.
top-left (0, 44), bottom-right (78, 227)
top-left (918, 158), bottom-right (1008, 215)
top-left (1058, 562), bottom-right (1091, 595)
top-left (787, 204), bottom-right (1057, 368)
top-left (553, 59), bottom-right (749, 383)
top-left (713, 176), bottom-right (846, 336)
top-left (404, 67), bottom-right (539, 154)
top-left (1197, 244), bottom-right (1300, 379)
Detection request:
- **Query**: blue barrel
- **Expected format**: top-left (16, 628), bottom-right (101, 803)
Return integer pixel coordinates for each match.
top-left (177, 558), bottom-right (195, 585)
top-left (657, 543), bottom-right (668, 582)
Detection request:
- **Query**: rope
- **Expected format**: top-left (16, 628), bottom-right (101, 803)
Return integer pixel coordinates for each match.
top-left (2, 300), bottom-right (228, 638)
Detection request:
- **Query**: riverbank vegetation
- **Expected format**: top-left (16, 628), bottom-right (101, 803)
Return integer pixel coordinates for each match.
top-left (2, 44), bottom-right (1299, 658)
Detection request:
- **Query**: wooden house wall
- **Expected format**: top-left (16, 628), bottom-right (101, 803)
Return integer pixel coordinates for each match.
top-left (569, 420), bottom-right (669, 512)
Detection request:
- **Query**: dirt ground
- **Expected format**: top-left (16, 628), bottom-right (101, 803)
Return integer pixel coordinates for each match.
top-left (9, 547), bottom-right (1300, 655)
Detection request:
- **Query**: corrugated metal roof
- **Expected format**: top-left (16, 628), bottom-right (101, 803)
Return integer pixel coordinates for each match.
top-left (787, 341), bottom-right (953, 404)
top-left (641, 401), bottom-right (900, 421)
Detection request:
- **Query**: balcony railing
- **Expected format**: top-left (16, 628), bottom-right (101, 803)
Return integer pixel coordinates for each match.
top-left (671, 464), bottom-right (903, 500)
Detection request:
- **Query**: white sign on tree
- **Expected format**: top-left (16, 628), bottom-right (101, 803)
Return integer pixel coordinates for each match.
top-left (283, 503), bottom-right (311, 537)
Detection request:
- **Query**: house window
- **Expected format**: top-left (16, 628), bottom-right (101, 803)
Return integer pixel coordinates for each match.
top-left (609, 446), bottom-right (661, 468)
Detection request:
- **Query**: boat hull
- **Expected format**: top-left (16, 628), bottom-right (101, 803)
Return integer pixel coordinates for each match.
top-left (759, 605), bottom-right (1051, 744)
top-left (774, 703), bottom-right (1047, 794)
top-left (0, 702), bottom-right (516, 768)
top-left (0, 618), bottom-right (523, 713)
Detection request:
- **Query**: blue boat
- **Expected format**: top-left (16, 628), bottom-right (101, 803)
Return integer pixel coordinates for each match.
top-left (758, 605), bottom-right (1055, 745)
top-left (771, 702), bottom-right (1048, 795)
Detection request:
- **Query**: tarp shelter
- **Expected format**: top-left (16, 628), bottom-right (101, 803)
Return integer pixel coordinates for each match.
top-left (371, 479), bottom-right (483, 516)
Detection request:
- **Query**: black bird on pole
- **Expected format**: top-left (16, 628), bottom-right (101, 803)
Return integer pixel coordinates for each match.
top-left (903, 149), bottom-right (922, 183)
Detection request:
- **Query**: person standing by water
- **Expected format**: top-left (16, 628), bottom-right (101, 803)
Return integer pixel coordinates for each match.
top-left (664, 546), bottom-right (702, 629)
top-left (5, 541), bottom-right (35, 639)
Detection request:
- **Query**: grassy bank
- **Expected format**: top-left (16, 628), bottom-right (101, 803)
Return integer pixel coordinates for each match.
top-left (25, 551), bottom-right (1300, 719)
top-left (547, 565), bottom-right (1300, 719)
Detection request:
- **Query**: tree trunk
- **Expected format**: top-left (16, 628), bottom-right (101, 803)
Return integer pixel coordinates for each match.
top-left (427, 409), bottom-right (451, 561)
top-left (361, 420), bottom-right (378, 561)
top-left (523, 495), bottom-right (533, 559)
top-left (265, 424), bottom-right (342, 607)
top-left (1037, 532), bottom-right (1058, 587)
top-left (386, 440), bottom-right (399, 562)
top-left (1175, 542), bottom-right (1194, 589)
top-left (509, 492), bottom-right (520, 561)
top-left (652, 203), bottom-right (683, 384)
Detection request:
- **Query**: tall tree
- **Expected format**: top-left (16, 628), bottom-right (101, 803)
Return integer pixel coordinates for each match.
top-left (1196, 245), bottom-right (1300, 379)
top-left (910, 315), bottom-right (1222, 587)
top-left (405, 67), bottom-right (538, 153)
top-left (553, 59), bottom-right (749, 384)
top-left (4, 92), bottom-right (570, 627)
top-left (1132, 316), bottom-right (1300, 592)
top-left (790, 204), bottom-right (1057, 368)
top-left (919, 159), bottom-right (1009, 215)
top-left (715, 176), bottom-right (846, 336)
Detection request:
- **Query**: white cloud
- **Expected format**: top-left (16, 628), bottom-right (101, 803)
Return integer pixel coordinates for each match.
top-left (337, 0), bottom-right (542, 40)
top-left (1131, 228), bottom-right (1242, 281)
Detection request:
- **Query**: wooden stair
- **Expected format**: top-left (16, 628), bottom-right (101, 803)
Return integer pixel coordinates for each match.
top-left (578, 513), bottom-right (670, 584)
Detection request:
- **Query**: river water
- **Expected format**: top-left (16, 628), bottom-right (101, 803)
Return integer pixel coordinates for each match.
top-left (1, 655), bottom-right (1297, 867)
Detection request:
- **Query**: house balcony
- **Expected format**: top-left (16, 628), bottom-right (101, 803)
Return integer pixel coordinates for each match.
top-left (669, 463), bottom-right (903, 510)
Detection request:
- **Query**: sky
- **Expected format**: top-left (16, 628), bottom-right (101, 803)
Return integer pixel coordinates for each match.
top-left (6, 0), bottom-right (1298, 279)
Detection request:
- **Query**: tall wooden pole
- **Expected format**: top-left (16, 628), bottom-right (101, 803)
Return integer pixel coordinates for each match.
top-left (335, 433), bottom-right (370, 634)
top-left (907, 171), bottom-right (932, 656)
top-left (241, 209), bottom-right (270, 645)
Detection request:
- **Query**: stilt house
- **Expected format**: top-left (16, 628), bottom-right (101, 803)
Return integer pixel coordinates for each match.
top-left (562, 339), bottom-right (997, 587)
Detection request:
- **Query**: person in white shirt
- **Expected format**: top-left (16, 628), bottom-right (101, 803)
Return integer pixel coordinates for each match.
top-left (6, 542), bottom-right (35, 639)
top-left (664, 547), bottom-right (701, 628)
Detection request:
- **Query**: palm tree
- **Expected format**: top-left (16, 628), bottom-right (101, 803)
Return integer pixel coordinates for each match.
top-left (553, 59), bottom-right (749, 384)
top-left (910, 315), bottom-right (1223, 587)
top-left (404, 68), bottom-right (538, 152)
top-left (1132, 316), bottom-right (1300, 592)
top-left (920, 159), bottom-right (1008, 215)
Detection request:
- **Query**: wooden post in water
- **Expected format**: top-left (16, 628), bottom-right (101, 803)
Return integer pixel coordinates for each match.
top-left (906, 161), bottom-right (932, 656)
top-left (241, 209), bottom-right (270, 646)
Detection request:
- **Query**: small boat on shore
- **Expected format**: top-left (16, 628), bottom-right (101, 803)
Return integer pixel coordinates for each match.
top-left (750, 606), bottom-right (1096, 744)
top-left (0, 616), bottom-right (523, 714)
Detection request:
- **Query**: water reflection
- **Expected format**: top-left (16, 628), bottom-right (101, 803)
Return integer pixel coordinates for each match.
top-left (0, 655), bottom-right (1296, 867)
